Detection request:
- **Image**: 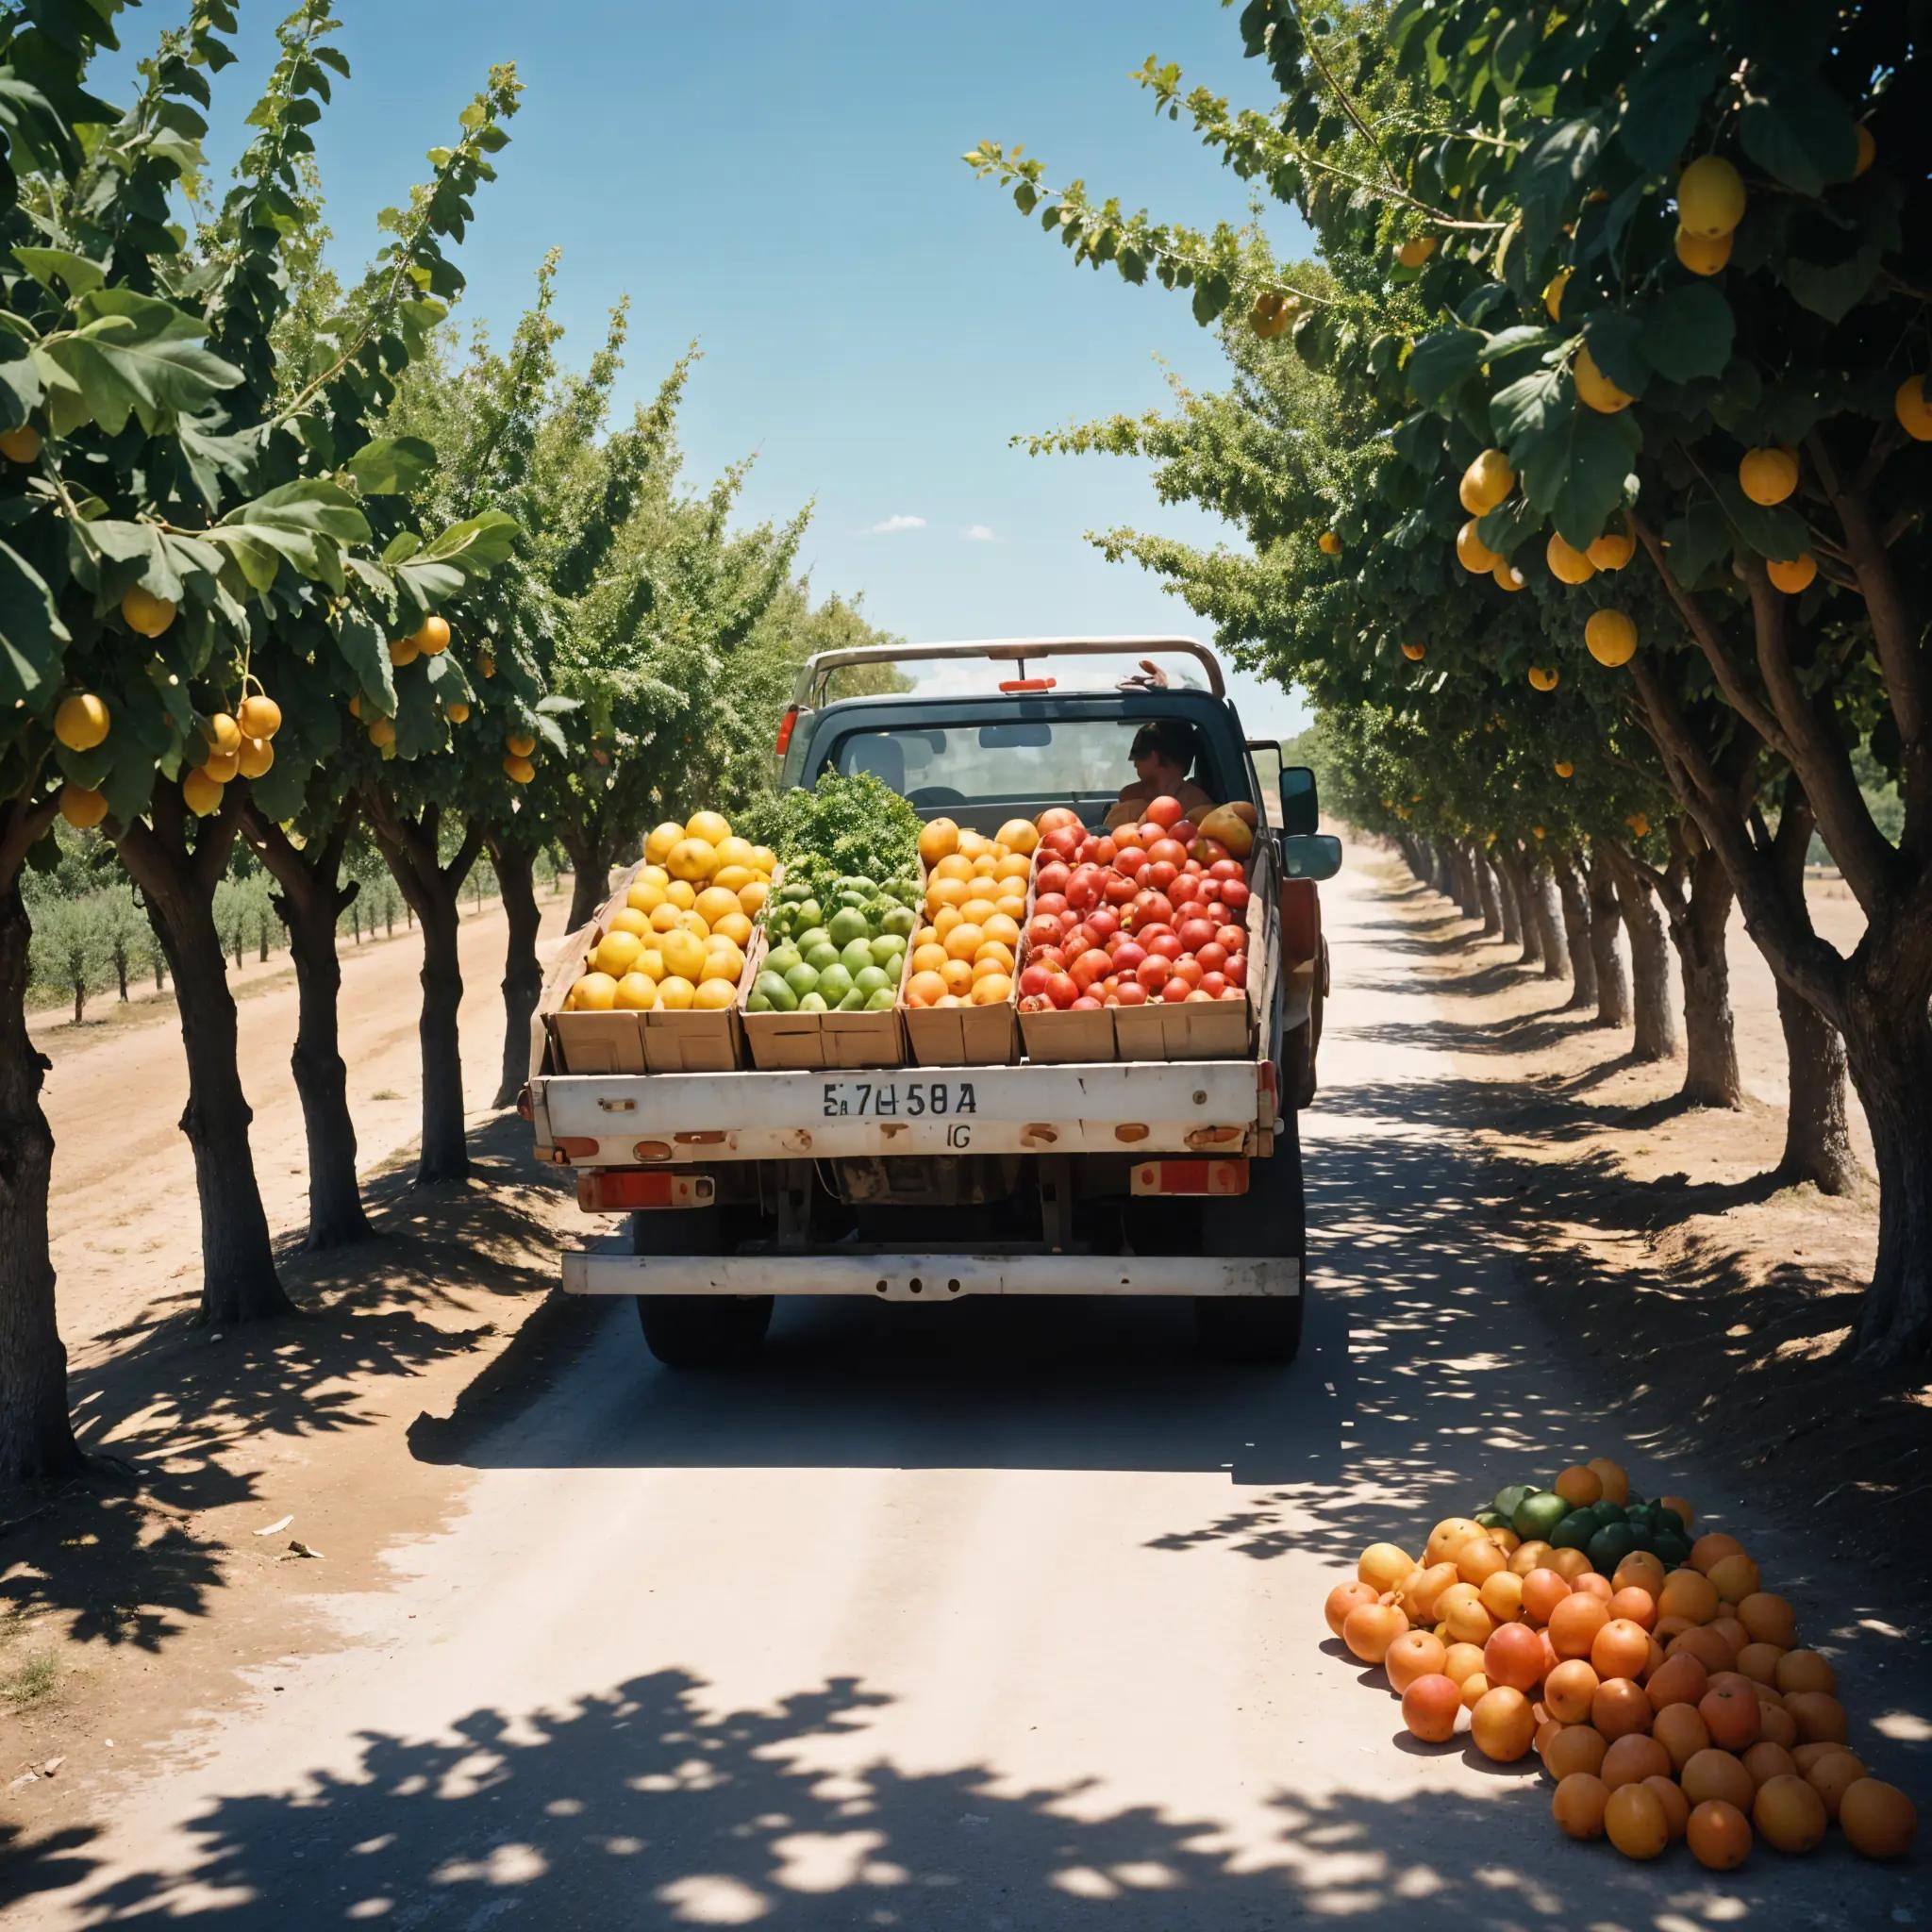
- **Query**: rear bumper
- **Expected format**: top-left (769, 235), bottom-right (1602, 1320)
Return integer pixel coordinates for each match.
top-left (560, 1250), bottom-right (1302, 1303)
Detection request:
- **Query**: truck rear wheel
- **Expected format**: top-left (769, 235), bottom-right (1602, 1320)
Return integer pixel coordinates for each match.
top-left (1194, 1291), bottom-right (1303, 1363)
top-left (635, 1293), bottom-right (773, 1369)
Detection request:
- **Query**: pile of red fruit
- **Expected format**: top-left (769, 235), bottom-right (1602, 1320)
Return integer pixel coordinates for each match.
top-left (1016, 798), bottom-right (1257, 1012)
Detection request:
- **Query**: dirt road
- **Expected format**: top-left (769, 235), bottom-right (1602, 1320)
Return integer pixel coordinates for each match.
top-left (11, 858), bottom-right (1923, 1928)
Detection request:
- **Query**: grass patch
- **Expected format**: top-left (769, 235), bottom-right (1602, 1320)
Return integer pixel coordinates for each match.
top-left (2, 1649), bottom-right (60, 1710)
top-left (371, 1088), bottom-right (403, 1102)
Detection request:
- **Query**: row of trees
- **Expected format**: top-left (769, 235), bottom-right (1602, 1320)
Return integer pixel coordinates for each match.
top-left (0, 2), bottom-right (888, 1483)
top-left (969, 0), bottom-right (1925, 1357)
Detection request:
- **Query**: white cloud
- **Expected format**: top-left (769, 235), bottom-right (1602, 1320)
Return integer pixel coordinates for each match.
top-left (963, 524), bottom-right (996, 542)
top-left (867, 513), bottom-right (927, 535)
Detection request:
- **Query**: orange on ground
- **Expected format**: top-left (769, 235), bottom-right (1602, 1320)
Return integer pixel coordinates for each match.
top-left (1425, 1518), bottom-right (1485, 1567)
top-left (1401, 1674), bottom-right (1462, 1744)
top-left (1471, 1686), bottom-right (1538, 1761)
top-left (1554, 1465), bottom-right (1604, 1508)
top-left (1586, 1457), bottom-right (1629, 1504)
top-left (1801, 1749), bottom-right (1866, 1820)
top-left (1522, 1568), bottom-right (1571, 1626)
top-left (1553, 1773), bottom-right (1610, 1840)
top-left (1742, 1741), bottom-right (1797, 1789)
top-left (1658, 1570), bottom-right (1721, 1624)
top-left (1645, 1650), bottom-right (1709, 1714)
top-left (1479, 1571), bottom-right (1524, 1624)
top-left (1700, 1683), bottom-right (1761, 1752)
top-left (1839, 1780), bottom-right (1918, 1859)
top-left (1653, 1615), bottom-right (1694, 1647)
top-left (1660, 1494), bottom-right (1696, 1530)
top-left (1535, 1717), bottom-right (1564, 1762)
top-left (1544, 1724), bottom-right (1608, 1782)
top-left (1605, 1781), bottom-right (1671, 1859)
top-left (1438, 1585), bottom-right (1495, 1648)
top-left (1401, 1561), bottom-right (1459, 1623)
top-left (1601, 1733), bottom-right (1670, 1790)
top-left (1544, 1659), bottom-right (1599, 1724)
top-left (1687, 1798), bottom-right (1752, 1870)
top-left (1483, 1623), bottom-right (1546, 1694)
top-left (1612, 1552), bottom-right (1666, 1598)
top-left (1683, 1748), bottom-right (1756, 1813)
top-left (1453, 1536), bottom-right (1507, 1588)
top-left (1669, 1624), bottom-right (1736, 1674)
top-left (1569, 1572), bottom-right (1612, 1603)
top-left (1459, 1672), bottom-right (1491, 1710)
top-left (1690, 1532), bottom-right (1744, 1574)
top-left (1546, 1547), bottom-right (1592, 1584)
top-left (1509, 1540), bottom-right (1554, 1577)
top-left (1592, 1677), bottom-right (1654, 1741)
top-left (1591, 1618), bottom-right (1652, 1682)
top-left (1783, 1691), bottom-right (1847, 1745)
top-left (1654, 1702), bottom-right (1711, 1773)
top-left (1642, 1635), bottom-right (1667, 1682)
top-left (1709, 1614), bottom-right (1750, 1657)
top-left (1386, 1631), bottom-right (1448, 1695)
top-left (1607, 1587), bottom-right (1657, 1632)
top-left (1738, 1592), bottom-right (1797, 1648)
top-left (1548, 1593), bottom-right (1609, 1660)
top-left (1757, 1702), bottom-right (1797, 1751)
top-left (1707, 1553), bottom-right (1761, 1604)
top-left (1753, 1774), bottom-right (1826, 1854)
top-left (1774, 1650), bottom-right (1835, 1697)
top-left (1644, 1774), bottom-right (1690, 1843)
top-left (1441, 1641), bottom-right (1486, 1688)
top-left (1736, 1641), bottom-right (1785, 1685)
top-left (1342, 1600), bottom-right (1407, 1664)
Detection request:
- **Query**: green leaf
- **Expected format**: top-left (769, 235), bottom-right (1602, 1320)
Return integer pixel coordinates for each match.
top-left (1582, 310), bottom-right (1649, 399)
top-left (1739, 75), bottom-right (1858, 195)
top-left (1407, 325), bottom-right (1485, 405)
top-left (1474, 494), bottom-right (1541, 558)
top-left (342, 435), bottom-right (436, 495)
top-left (12, 245), bottom-right (106, 297)
top-left (1661, 500), bottom-right (1733, 585)
top-left (335, 608), bottom-right (395, 712)
top-left (1617, 42), bottom-right (1722, 173)
top-left (40, 290), bottom-right (242, 436)
top-left (380, 530), bottom-right (423, 565)
top-left (1492, 368), bottom-right (1641, 548)
top-left (1640, 283), bottom-right (1734, 382)
top-left (1713, 474), bottom-right (1808, 562)
top-left (418, 509), bottom-right (517, 575)
top-left (1782, 244), bottom-right (1882, 325)
top-left (0, 539), bottom-right (68, 708)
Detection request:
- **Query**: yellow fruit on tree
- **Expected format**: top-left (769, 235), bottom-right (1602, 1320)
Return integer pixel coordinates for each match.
top-left (503, 754), bottom-right (535, 783)
top-left (1739, 446), bottom-right (1799, 505)
top-left (1627, 812), bottom-right (1650, 838)
top-left (1318, 530), bottom-right (1342, 556)
top-left (58, 783), bottom-right (108, 829)
top-left (1588, 526), bottom-right (1635, 571)
top-left (506, 731), bottom-right (537, 758)
top-left (367, 717), bottom-right (396, 748)
top-left (204, 711), bottom-right (242, 757)
top-left (237, 736), bottom-right (275, 780)
top-left (390, 634), bottom-right (421, 667)
top-left (182, 767), bottom-right (224, 816)
top-left (667, 837), bottom-right (717, 883)
top-left (54, 692), bottom-right (110, 751)
top-left (120, 586), bottom-right (175, 637)
top-left (1766, 553), bottom-right (1817, 594)
top-left (237, 693), bottom-right (281, 740)
top-left (0, 424), bottom-right (42, 463)
top-left (1528, 663), bottom-right (1559, 691)
top-left (203, 749), bottom-right (239, 784)
top-left (1852, 124), bottom-right (1875, 177)
top-left (1396, 236), bottom-right (1436, 268)
top-left (1248, 291), bottom-right (1289, 338)
top-left (1456, 519), bottom-right (1500, 574)
top-left (1675, 227), bottom-right (1732, 275)
top-left (1402, 641), bottom-right (1427, 662)
top-left (411, 613), bottom-right (451, 655)
top-left (1547, 532), bottom-right (1596, 584)
top-left (684, 809), bottom-right (732, 846)
top-left (1492, 559), bottom-right (1527, 593)
top-left (1678, 155), bottom-right (1746, 238)
top-left (445, 700), bottom-right (470, 723)
top-left (1574, 344), bottom-right (1634, 413)
top-left (1892, 376), bottom-right (1932, 441)
top-left (1587, 608), bottom-right (1639, 667)
top-left (1460, 448), bottom-right (1516, 516)
top-left (476, 647), bottom-right (496, 678)
top-left (348, 692), bottom-right (363, 719)
top-left (1555, 759), bottom-right (1574, 778)
top-left (1543, 268), bottom-right (1570, 321)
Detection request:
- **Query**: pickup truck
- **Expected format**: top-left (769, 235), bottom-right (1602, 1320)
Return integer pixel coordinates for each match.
top-left (525, 637), bottom-right (1341, 1368)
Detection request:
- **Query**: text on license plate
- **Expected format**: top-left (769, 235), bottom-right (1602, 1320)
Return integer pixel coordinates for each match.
top-left (822, 1078), bottom-right (978, 1120)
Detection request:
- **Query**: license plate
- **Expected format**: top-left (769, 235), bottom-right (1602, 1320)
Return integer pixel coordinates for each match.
top-left (821, 1077), bottom-right (979, 1121)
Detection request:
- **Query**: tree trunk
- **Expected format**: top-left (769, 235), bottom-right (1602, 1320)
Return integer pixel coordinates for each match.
top-left (491, 836), bottom-right (544, 1108)
top-left (1842, 1000), bottom-right (1932, 1363)
top-left (1670, 843), bottom-right (1742, 1108)
top-left (1474, 850), bottom-right (1501, 936)
top-left (1493, 846), bottom-right (1523, 949)
top-left (1554, 853), bottom-right (1595, 1009)
top-left (1587, 846), bottom-right (1630, 1030)
top-left (1452, 843), bottom-right (1482, 919)
top-left (563, 819), bottom-right (615, 930)
top-left (119, 800), bottom-right (291, 1324)
top-left (0, 831), bottom-right (82, 1482)
top-left (114, 950), bottom-right (128, 1001)
top-left (1503, 847), bottom-right (1543, 967)
top-left (1527, 858), bottom-right (1569, 982)
top-left (1607, 847), bottom-right (1677, 1063)
top-left (246, 807), bottom-right (374, 1251)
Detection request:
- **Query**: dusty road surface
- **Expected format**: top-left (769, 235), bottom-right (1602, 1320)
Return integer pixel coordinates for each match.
top-left (10, 860), bottom-right (1926, 1928)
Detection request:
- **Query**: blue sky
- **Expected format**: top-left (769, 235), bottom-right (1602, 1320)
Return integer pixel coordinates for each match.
top-left (111, 2), bottom-right (1311, 736)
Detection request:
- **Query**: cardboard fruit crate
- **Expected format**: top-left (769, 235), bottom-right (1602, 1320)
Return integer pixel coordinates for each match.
top-left (740, 928), bottom-right (908, 1071)
top-left (896, 856), bottom-right (1021, 1068)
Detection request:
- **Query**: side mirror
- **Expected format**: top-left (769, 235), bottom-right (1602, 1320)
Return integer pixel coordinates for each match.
top-left (1281, 832), bottom-right (1342, 881)
top-left (1279, 763), bottom-right (1320, 836)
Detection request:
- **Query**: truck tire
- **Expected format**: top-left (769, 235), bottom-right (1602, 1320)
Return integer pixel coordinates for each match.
top-left (1194, 1291), bottom-right (1303, 1363)
top-left (1194, 1113), bottom-right (1307, 1362)
top-left (635, 1293), bottom-right (773, 1369)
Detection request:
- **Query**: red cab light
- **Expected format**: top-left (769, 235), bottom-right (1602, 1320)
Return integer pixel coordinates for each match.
top-left (998, 676), bottom-right (1058, 692)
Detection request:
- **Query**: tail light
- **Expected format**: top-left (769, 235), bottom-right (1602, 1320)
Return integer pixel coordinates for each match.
top-left (577, 1171), bottom-right (716, 1212)
top-left (774, 706), bottom-right (800, 756)
top-left (1130, 1159), bottom-right (1248, 1197)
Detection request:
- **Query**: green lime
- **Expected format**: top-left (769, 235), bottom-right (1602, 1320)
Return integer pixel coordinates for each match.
top-left (1591, 1500), bottom-right (1627, 1525)
top-left (1474, 1509), bottom-right (1506, 1531)
top-left (1654, 1532), bottom-right (1691, 1568)
top-left (1492, 1483), bottom-right (1534, 1524)
top-left (1550, 1509), bottom-right (1596, 1551)
top-left (1513, 1491), bottom-right (1570, 1542)
top-left (1588, 1523), bottom-right (1637, 1573)
top-left (1650, 1507), bottom-right (1685, 1539)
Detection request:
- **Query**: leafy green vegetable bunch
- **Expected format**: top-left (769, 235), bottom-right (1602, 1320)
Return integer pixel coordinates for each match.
top-left (738, 770), bottom-right (922, 894)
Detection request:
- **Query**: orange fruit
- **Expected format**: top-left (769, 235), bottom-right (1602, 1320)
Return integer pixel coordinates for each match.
top-left (940, 958), bottom-right (975, 995)
top-left (1544, 1658), bottom-right (1600, 1724)
top-left (1601, 1733), bottom-right (1670, 1790)
top-left (1548, 1593), bottom-right (1609, 1660)
top-left (1683, 1747), bottom-right (1756, 1812)
top-left (1592, 1677), bottom-right (1654, 1741)
top-left (1839, 1779), bottom-right (1918, 1858)
top-left (1654, 1702), bottom-right (1711, 1773)
top-left (1753, 1774), bottom-right (1826, 1853)
top-left (1586, 1457), bottom-right (1629, 1504)
top-left (1437, 1585), bottom-right (1495, 1648)
top-left (1401, 1673), bottom-right (1463, 1744)
top-left (1554, 1771), bottom-right (1610, 1840)
top-left (1801, 1748), bottom-right (1866, 1820)
top-left (1669, 1624), bottom-right (1736, 1674)
top-left (1700, 1682), bottom-right (1761, 1752)
top-left (1612, 1552), bottom-right (1666, 1598)
top-left (1385, 1630), bottom-right (1448, 1694)
top-left (1709, 1614), bottom-right (1750, 1656)
top-left (1645, 1651), bottom-right (1709, 1713)
top-left (1605, 1781), bottom-right (1670, 1859)
top-left (1774, 1650), bottom-right (1836, 1697)
top-left (1591, 1618), bottom-right (1652, 1682)
top-left (1459, 1672), bottom-right (1491, 1710)
top-left (1554, 1464), bottom-right (1604, 1507)
top-left (1479, 1571), bottom-right (1525, 1624)
top-left (1488, 1526), bottom-right (1522, 1556)
top-left (1690, 1532), bottom-right (1744, 1574)
top-left (1535, 1716), bottom-right (1564, 1762)
top-left (1757, 1702), bottom-right (1798, 1750)
top-left (1483, 1622), bottom-right (1546, 1694)
top-left (1425, 1518), bottom-right (1486, 1567)
top-left (1736, 1641), bottom-right (1786, 1685)
top-left (1642, 1634), bottom-right (1667, 1682)
top-left (1738, 1592), bottom-right (1797, 1648)
top-left (905, 969), bottom-right (947, 1008)
top-left (1546, 1547), bottom-right (1592, 1583)
top-left (1471, 1686), bottom-right (1538, 1761)
top-left (1783, 1691), bottom-right (1847, 1745)
top-left (1644, 1773), bottom-right (1691, 1843)
top-left (1544, 1723), bottom-right (1608, 1782)
top-left (1707, 1553), bottom-right (1761, 1604)
top-left (1659, 1493), bottom-right (1696, 1530)
top-left (1521, 1568), bottom-right (1571, 1626)
top-left (1400, 1561), bottom-right (1459, 1623)
top-left (1342, 1601), bottom-right (1408, 1664)
top-left (1509, 1540), bottom-right (1554, 1578)
top-left (1570, 1571), bottom-right (1612, 1603)
top-left (1441, 1642), bottom-right (1487, 1688)
top-left (1687, 1798), bottom-right (1752, 1870)
top-left (1452, 1535), bottom-right (1507, 1588)
top-left (1658, 1569), bottom-right (1720, 1624)
top-left (1741, 1740), bottom-right (1797, 1789)
top-left (1607, 1586), bottom-right (1657, 1631)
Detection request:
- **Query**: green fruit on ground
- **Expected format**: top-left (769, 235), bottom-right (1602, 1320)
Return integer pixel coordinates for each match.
top-left (766, 944), bottom-right (802, 976)
top-left (1474, 1510), bottom-right (1506, 1531)
top-left (854, 966), bottom-right (891, 996)
top-left (798, 991), bottom-right (828, 1013)
top-left (865, 986), bottom-right (897, 1011)
top-left (1589, 1524), bottom-right (1638, 1573)
top-left (1513, 1492), bottom-right (1570, 1541)
top-left (783, 962), bottom-right (820, 997)
top-left (1650, 1507), bottom-right (1685, 1539)
top-left (754, 972), bottom-right (798, 1013)
top-left (828, 907), bottom-right (870, 947)
top-left (1551, 1510), bottom-right (1597, 1551)
top-left (841, 938), bottom-right (875, 975)
top-left (1492, 1483), bottom-right (1534, 1524)
top-left (1591, 1500), bottom-right (1628, 1525)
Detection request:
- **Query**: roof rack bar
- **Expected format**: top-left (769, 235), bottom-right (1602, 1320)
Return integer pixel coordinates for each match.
top-left (793, 637), bottom-right (1226, 708)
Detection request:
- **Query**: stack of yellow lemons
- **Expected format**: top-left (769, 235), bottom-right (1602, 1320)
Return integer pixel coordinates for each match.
top-left (567, 810), bottom-right (777, 1014)
top-left (903, 816), bottom-right (1036, 1010)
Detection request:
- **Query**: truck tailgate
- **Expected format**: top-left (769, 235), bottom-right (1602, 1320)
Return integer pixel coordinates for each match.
top-left (532, 1058), bottom-right (1271, 1163)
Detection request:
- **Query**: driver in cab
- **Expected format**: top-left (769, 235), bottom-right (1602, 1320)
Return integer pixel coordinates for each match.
top-left (1106, 717), bottom-right (1216, 830)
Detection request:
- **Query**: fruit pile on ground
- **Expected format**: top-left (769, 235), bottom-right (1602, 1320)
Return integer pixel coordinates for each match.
top-left (901, 816), bottom-right (1037, 1010)
top-left (566, 811), bottom-right (774, 1013)
top-left (1325, 1456), bottom-right (1918, 1871)
top-left (1017, 797), bottom-right (1256, 1011)
top-left (752, 874), bottom-right (916, 1014)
